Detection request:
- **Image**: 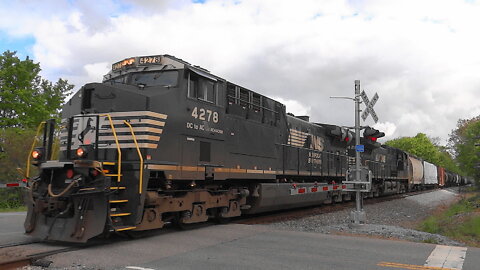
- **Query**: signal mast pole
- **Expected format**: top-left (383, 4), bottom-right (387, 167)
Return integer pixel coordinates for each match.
top-left (353, 80), bottom-right (364, 224)
top-left (331, 80), bottom-right (378, 225)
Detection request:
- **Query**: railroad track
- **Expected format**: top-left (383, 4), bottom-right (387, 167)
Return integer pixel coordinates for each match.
top-left (0, 241), bottom-right (40, 249)
top-left (0, 244), bottom-right (80, 270)
top-left (0, 238), bottom-right (114, 270)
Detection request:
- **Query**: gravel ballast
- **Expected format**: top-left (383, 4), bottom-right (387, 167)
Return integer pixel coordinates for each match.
top-left (269, 189), bottom-right (464, 246)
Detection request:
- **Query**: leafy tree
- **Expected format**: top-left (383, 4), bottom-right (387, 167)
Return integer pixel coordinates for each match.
top-left (385, 133), bottom-right (460, 174)
top-left (448, 116), bottom-right (480, 182)
top-left (0, 50), bottom-right (74, 129)
top-left (0, 50), bottom-right (74, 209)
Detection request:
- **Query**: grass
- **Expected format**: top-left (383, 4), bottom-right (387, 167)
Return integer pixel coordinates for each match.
top-left (0, 205), bottom-right (27, 212)
top-left (418, 192), bottom-right (480, 247)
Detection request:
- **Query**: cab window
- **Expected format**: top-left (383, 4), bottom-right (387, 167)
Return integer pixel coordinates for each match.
top-left (188, 72), bottom-right (217, 104)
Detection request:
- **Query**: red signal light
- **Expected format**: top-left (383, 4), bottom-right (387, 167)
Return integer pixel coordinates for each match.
top-left (345, 137), bottom-right (350, 142)
top-left (369, 136), bottom-right (378, 142)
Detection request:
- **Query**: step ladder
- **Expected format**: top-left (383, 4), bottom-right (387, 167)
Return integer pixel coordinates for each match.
top-left (100, 115), bottom-right (144, 233)
top-left (103, 161), bottom-right (135, 232)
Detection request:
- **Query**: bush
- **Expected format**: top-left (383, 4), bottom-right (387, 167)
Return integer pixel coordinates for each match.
top-left (418, 193), bottom-right (480, 246)
top-left (0, 188), bottom-right (25, 209)
top-left (0, 128), bottom-right (38, 209)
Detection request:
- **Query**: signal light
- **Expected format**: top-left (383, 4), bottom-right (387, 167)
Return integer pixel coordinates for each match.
top-left (363, 127), bottom-right (385, 143)
top-left (330, 126), bottom-right (353, 144)
top-left (76, 147), bottom-right (87, 158)
top-left (31, 148), bottom-right (43, 160)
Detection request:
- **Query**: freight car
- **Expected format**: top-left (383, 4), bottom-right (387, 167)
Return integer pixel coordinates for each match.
top-left (23, 54), bottom-right (465, 243)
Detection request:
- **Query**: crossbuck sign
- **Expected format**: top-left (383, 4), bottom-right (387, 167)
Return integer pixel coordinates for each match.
top-left (360, 90), bottom-right (379, 123)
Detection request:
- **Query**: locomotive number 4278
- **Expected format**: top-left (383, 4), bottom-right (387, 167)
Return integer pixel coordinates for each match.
top-left (191, 107), bottom-right (219, 123)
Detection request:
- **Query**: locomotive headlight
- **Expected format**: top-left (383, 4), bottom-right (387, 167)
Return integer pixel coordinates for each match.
top-left (31, 148), bottom-right (43, 160)
top-left (76, 147), bottom-right (87, 158)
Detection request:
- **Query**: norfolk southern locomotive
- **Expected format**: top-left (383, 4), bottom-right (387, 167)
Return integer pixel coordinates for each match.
top-left (24, 55), bottom-right (467, 242)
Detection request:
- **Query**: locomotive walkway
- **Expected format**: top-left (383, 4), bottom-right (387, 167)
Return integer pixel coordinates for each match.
top-left (0, 212), bottom-right (479, 269)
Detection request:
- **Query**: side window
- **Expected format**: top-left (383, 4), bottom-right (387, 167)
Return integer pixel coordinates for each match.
top-left (187, 73), bottom-right (198, 99)
top-left (199, 80), bottom-right (216, 103)
top-left (188, 72), bottom-right (217, 104)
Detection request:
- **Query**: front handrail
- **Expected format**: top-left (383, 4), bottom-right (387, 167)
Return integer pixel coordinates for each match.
top-left (123, 120), bottom-right (144, 194)
top-left (100, 114), bottom-right (122, 182)
top-left (26, 121), bottom-right (46, 178)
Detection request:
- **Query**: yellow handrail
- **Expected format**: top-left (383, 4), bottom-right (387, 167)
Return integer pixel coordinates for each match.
top-left (123, 120), bottom-right (144, 194)
top-left (100, 114), bottom-right (122, 182)
top-left (26, 121), bottom-right (46, 178)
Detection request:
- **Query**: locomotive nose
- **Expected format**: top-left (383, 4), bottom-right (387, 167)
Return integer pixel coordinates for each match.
top-left (24, 162), bottom-right (108, 243)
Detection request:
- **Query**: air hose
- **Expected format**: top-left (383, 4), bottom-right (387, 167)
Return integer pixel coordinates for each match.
top-left (48, 179), bottom-right (79, 198)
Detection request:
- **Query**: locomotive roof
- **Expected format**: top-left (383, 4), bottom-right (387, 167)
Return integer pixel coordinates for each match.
top-left (103, 54), bottom-right (224, 83)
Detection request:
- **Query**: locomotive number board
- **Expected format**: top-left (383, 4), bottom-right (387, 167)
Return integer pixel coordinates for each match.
top-left (112, 56), bottom-right (162, 71)
top-left (139, 56), bottom-right (161, 65)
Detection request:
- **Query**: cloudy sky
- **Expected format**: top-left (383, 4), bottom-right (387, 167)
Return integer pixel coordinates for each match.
top-left (1, 0), bottom-right (479, 144)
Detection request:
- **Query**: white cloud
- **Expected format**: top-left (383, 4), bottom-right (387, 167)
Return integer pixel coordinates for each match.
top-left (273, 97), bottom-right (311, 117)
top-left (373, 121), bottom-right (397, 142)
top-left (1, 0), bottom-right (479, 144)
top-left (84, 62), bottom-right (110, 82)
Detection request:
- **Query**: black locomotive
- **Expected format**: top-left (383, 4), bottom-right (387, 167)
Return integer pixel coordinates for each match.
top-left (24, 55), bottom-right (465, 242)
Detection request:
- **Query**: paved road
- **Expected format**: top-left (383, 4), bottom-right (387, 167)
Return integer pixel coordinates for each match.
top-left (27, 224), bottom-right (477, 270)
top-left (0, 189), bottom-right (476, 270)
top-left (0, 212), bottom-right (30, 245)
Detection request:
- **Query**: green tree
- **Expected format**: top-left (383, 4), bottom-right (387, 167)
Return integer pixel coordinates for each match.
top-left (448, 116), bottom-right (480, 182)
top-left (385, 133), bottom-right (460, 173)
top-left (0, 50), bottom-right (74, 209)
top-left (0, 50), bottom-right (74, 128)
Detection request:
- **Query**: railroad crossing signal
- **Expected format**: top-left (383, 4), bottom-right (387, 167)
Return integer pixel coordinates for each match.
top-left (360, 91), bottom-right (379, 123)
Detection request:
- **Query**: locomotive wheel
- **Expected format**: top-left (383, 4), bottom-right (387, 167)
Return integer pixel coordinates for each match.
top-left (214, 207), bottom-right (231, 224)
top-left (174, 212), bottom-right (202, 230)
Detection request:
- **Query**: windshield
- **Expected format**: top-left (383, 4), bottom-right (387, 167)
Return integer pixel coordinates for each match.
top-left (130, 70), bottom-right (179, 87)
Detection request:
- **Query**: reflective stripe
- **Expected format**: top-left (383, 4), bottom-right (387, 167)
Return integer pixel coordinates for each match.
top-left (107, 111), bottom-right (167, 119)
top-left (99, 135), bottom-right (160, 141)
top-left (0, 183), bottom-right (26, 188)
top-left (291, 184), bottom-right (343, 195)
top-left (109, 119), bottom-right (165, 126)
top-left (101, 143), bottom-right (158, 149)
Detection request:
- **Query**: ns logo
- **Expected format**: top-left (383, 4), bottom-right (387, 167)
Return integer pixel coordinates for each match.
top-left (304, 134), bottom-right (324, 151)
